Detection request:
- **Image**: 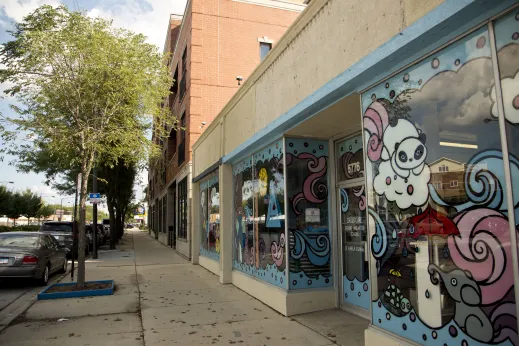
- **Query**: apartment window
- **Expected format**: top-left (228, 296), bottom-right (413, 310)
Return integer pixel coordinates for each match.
top-left (182, 47), bottom-right (187, 72)
top-left (179, 48), bottom-right (187, 100)
top-left (179, 112), bottom-right (186, 141)
top-left (172, 66), bottom-right (178, 93)
top-left (162, 195), bottom-right (167, 233)
top-left (178, 112), bottom-right (186, 166)
top-left (260, 42), bottom-right (272, 61)
top-left (177, 178), bottom-right (188, 240)
top-left (439, 165), bottom-right (449, 172)
top-left (167, 128), bottom-right (177, 161)
top-left (170, 66), bottom-right (178, 108)
top-left (450, 180), bottom-right (459, 188)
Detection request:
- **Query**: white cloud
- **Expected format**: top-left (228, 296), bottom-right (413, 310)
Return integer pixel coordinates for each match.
top-left (374, 160), bottom-right (430, 210)
top-left (491, 71), bottom-right (519, 124)
top-left (87, 0), bottom-right (188, 49)
top-left (0, 0), bottom-right (62, 26)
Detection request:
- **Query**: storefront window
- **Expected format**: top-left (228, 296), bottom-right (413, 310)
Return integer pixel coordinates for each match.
top-left (233, 140), bottom-right (286, 289)
top-left (233, 157), bottom-right (254, 272)
top-left (495, 10), bottom-right (519, 226)
top-left (362, 22), bottom-right (518, 345)
top-left (199, 172), bottom-right (219, 261)
top-left (285, 138), bottom-right (332, 289)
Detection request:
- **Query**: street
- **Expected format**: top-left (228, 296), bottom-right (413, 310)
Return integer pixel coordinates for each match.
top-left (0, 263), bottom-right (69, 331)
top-left (0, 282), bottom-right (31, 312)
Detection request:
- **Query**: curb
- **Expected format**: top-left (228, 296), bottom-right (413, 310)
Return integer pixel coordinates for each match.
top-left (0, 267), bottom-right (74, 333)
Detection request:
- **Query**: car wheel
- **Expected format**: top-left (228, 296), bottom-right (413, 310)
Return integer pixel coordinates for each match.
top-left (58, 258), bottom-right (68, 274)
top-left (39, 264), bottom-right (50, 286)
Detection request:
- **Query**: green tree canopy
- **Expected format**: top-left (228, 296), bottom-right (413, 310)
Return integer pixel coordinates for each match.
top-left (0, 5), bottom-right (175, 286)
top-left (20, 189), bottom-right (43, 222)
top-left (37, 204), bottom-right (55, 220)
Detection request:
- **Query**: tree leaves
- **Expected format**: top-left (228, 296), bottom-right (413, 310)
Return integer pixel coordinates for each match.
top-left (0, 5), bottom-right (176, 285)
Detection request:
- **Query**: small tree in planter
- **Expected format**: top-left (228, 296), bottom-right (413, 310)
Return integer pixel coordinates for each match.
top-left (0, 5), bottom-right (173, 287)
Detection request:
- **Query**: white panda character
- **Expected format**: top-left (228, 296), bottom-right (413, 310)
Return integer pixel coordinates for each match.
top-left (381, 118), bottom-right (427, 179)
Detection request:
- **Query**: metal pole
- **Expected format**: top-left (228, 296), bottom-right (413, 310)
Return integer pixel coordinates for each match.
top-left (71, 174), bottom-right (79, 280)
top-left (92, 166), bottom-right (98, 259)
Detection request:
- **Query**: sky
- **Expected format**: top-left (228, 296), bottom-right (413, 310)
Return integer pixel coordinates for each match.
top-left (0, 0), bottom-right (188, 207)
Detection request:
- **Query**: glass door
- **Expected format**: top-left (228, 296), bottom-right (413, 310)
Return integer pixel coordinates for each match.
top-left (340, 184), bottom-right (370, 312)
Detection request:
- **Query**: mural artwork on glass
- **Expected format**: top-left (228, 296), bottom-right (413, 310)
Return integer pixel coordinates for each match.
top-left (252, 140), bottom-right (286, 288)
top-left (341, 186), bottom-right (370, 310)
top-left (233, 158), bottom-right (254, 272)
top-left (200, 173), bottom-right (219, 261)
top-left (286, 138), bottom-right (332, 289)
top-left (362, 18), bottom-right (519, 346)
top-left (232, 140), bottom-right (286, 288)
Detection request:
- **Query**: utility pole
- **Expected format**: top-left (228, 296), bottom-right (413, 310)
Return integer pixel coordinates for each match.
top-left (92, 166), bottom-right (98, 259)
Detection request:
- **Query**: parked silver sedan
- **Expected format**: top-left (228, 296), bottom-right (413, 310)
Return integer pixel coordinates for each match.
top-left (0, 232), bottom-right (68, 285)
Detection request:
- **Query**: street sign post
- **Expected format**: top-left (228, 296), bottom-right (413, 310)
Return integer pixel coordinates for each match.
top-left (89, 193), bottom-right (101, 204)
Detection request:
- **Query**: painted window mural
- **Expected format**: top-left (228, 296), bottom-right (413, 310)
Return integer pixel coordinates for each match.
top-left (341, 186), bottom-right (370, 310)
top-left (232, 140), bottom-right (286, 289)
top-left (337, 134), bottom-right (370, 309)
top-left (199, 171), bottom-right (220, 261)
top-left (362, 14), bottom-right (519, 346)
top-left (285, 138), bottom-right (332, 289)
top-left (336, 135), bottom-right (364, 182)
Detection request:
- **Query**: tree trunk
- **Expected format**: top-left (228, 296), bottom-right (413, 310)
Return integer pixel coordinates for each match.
top-left (108, 199), bottom-right (116, 250)
top-left (77, 153), bottom-right (94, 287)
top-left (115, 207), bottom-right (123, 240)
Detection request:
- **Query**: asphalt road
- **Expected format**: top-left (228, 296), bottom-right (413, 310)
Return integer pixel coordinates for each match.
top-left (0, 280), bottom-right (36, 311)
top-left (0, 261), bottom-right (71, 325)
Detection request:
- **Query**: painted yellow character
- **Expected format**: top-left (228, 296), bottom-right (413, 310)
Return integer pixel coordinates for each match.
top-left (258, 168), bottom-right (268, 195)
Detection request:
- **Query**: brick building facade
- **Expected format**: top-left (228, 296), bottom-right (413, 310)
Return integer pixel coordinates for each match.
top-left (148, 0), bottom-right (305, 258)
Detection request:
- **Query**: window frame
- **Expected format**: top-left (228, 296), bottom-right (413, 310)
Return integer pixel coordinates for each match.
top-left (259, 42), bottom-right (272, 61)
top-left (177, 177), bottom-right (188, 240)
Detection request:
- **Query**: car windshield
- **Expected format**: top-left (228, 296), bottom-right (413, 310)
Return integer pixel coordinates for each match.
top-left (41, 223), bottom-right (73, 233)
top-left (0, 234), bottom-right (40, 248)
top-left (102, 220), bottom-right (110, 225)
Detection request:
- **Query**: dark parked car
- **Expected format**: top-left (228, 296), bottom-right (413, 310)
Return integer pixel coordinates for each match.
top-left (86, 224), bottom-right (105, 249)
top-left (40, 221), bottom-right (89, 258)
top-left (0, 232), bottom-right (68, 285)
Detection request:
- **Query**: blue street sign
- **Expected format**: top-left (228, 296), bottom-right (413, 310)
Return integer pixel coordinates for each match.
top-left (89, 193), bottom-right (101, 199)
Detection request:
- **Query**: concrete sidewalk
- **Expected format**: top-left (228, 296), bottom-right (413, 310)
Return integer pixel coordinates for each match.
top-left (0, 230), bottom-right (366, 346)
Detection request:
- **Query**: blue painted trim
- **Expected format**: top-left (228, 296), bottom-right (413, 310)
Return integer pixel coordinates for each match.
top-left (37, 280), bottom-right (114, 300)
top-left (222, 0), bottom-right (517, 164)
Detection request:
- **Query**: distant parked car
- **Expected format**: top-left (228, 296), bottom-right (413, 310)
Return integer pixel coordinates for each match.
top-left (0, 232), bottom-right (68, 285)
top-left (40, 221), bottom-right (89, 258)
top-left (102, 219), bottom-right (110, 238)
top-left (96, 224), bottom-right (106, 244)
top-left (86, 224), bottom-right (105, 248)
top-left (126, 224), bottom-right (134, 229)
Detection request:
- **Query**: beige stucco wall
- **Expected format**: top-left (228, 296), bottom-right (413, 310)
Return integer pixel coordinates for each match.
top-left (193, 122), bottom-right (223, 177)
top-left (193, 0), bottom-right (445, 172)
top-left (224, 89), bottom-right (256, 155)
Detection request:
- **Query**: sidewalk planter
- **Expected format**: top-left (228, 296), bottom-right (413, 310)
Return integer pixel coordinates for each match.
top-left (37, 280), bottom-right (114, 300)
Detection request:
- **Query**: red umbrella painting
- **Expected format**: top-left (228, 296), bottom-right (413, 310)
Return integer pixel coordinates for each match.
top-left (405, 206), bottom-right (459, 328)
top-left (406, 206), bottom-right (459, 240)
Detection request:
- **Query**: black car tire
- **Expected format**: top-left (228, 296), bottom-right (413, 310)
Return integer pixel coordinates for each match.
top-left (58, 258), bottom-right (68, 274)
top-left (38, 264), bottom-right (50, 286)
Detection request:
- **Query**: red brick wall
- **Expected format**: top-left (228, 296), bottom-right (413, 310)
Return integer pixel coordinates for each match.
top-left (158, 0), bottom-right (302, 189)
top-left (189, 0), bottom-right (301, 150)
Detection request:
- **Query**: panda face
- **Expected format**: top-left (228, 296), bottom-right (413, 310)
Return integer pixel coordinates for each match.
top-left (394, 137), bottom-right (427, 170)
